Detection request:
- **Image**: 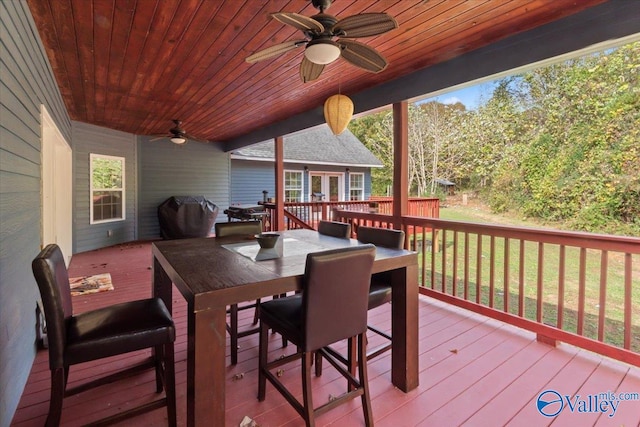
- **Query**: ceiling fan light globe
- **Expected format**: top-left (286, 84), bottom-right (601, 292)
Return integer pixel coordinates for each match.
top-left (304, 41), bottom-right (341, 65)
top-left (170, 137), bottom-right (186, 144)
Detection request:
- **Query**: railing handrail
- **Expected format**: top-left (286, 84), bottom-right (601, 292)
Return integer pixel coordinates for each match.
top-left (404, 216), bottom-right (640, 253)
top-left (260, 198), bottom-right (440, 231)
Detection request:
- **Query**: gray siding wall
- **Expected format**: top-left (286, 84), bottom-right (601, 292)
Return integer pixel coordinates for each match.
top-left (0, 2), bottom-right (71, 424)
top-left (73, 122), bottom-right (137, 253)
top-left (230, 160), bottom-right (372, 204)
top-left (138, 138), bottom-right (230, 240)
top-left (230, 161), bottom-right (275, 206)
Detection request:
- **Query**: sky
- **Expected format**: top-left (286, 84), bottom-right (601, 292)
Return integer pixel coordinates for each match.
top-left (418, 80), bottom-right (500, 110)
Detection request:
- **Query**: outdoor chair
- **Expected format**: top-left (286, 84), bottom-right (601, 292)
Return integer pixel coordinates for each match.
top-left (357, 226), bottom-right (405, 359)
top-left (215, 220), bottom-right (263, 365)
top-left (258, 244), bottom-right (376, 427)
top-left (317, 220), bottom-right (351, 238)
top-left (316, 226), bottom-right (405, 377)
top-left (31, 244), bottom-right (176, 426)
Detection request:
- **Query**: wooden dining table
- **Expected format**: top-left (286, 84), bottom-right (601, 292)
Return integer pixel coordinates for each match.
top-left (152, 228), bottom-right (419, 426)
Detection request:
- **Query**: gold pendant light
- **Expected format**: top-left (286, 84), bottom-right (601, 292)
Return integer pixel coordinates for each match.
top-left (324, 94), bottom-right (353, 135)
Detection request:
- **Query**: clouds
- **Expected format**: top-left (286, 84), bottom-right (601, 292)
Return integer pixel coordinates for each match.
top-left (443, 96), bottom-right (463, 105)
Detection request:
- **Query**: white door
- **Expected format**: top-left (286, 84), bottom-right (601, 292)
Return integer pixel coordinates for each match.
top-left (42, 106), bottom-right (73, 265)
top-left (309, 172), bottom-right (344, 202)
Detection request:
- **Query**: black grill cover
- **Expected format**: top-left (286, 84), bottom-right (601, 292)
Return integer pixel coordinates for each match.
top-left (158, 196), bottom-right (219, 239)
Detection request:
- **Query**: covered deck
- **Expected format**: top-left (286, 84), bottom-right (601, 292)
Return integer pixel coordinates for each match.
top-left (12, 241), bottom-right (640, 426)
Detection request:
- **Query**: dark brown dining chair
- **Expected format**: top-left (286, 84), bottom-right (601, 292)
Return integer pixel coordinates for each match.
top-left (215, 220), bottom-right (263, 364)
top-left (317, 220), bottom-right (351, 238)
top-left (316, 226), bottom-right (405, 378)
top-left (258, 244), bottom-right (376, 427)
top-left (357, 226), bottom-right (405, 360)
top-left (32, 244), bottom-right (176, 427)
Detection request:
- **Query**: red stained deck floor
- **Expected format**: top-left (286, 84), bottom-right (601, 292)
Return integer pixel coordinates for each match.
top-left (12, 241), bottom-right (640, 427)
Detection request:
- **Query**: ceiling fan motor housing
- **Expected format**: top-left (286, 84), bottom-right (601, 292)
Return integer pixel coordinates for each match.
top-left (310, 13), bottom-right (338, 33)
top-left (312, 0), bottom-right (332, 12)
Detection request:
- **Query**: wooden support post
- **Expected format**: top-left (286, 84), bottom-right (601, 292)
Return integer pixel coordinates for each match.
top-left (274, 136), bottom-right (285, 231)
top-left (393, 101), bottom-right (409, 228)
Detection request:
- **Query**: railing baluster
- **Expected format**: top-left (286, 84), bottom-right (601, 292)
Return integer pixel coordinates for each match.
top-left (464, 232), bottom-right (470, 300)
top-left (624, 253), bottom-right (632, 350)
top-left (430, 227), bottom-right (436, 289)
top-left (598, 251), bottom-right (608, 342)
top-left (537, 242), bottom-right (544, 323)
top-left (519, 241), bottom-right (525, 317)
top-left (476, 234), bottom-right (482, 304)
top-left (421, 226), bottom-right (427, 288)
top-left (452, 232), bottom-right (459, 297)
top-left (489, 236), bottom-right (496, 308)
top-left (558, 245), bottom-right (566, 329)
top-left (441, 230), bottom-right (447, 292)
top-left (504, 238), bottom-right (510, 313)
top-left (577, 248), bottom-right (587, 336)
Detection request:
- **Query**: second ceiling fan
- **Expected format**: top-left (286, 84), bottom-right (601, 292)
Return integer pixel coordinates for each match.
top-left (246, 0), bottom-right (398, 83)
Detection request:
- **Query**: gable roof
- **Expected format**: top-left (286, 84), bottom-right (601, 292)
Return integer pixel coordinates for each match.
top-left (231, 125), bottom-right (383, 168)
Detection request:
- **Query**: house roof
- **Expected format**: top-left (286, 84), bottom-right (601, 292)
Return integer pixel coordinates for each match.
top-left (230, 125), bottom-right (384, 168)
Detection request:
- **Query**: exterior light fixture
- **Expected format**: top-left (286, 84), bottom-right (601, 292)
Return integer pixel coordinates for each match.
top-left (170, 137), bottom-right (186, 144)
top-left (305, 40), bottom-right (341, 65)
top-left (324, 94), bottom-right (353, 135)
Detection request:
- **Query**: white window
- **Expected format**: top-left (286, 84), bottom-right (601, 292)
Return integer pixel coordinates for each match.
top-left (284, 170), bottom-right (303, 202)
top-left (90, 154), bottom-right (125, 224)
top-left (349, 173), bottom-right (364, 201)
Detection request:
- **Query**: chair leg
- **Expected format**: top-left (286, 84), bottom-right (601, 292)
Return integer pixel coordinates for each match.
top-left (301, 352), bottom-right (315, 427)
top-left (229, 304), bottom-right (239, 365)
top-left (257, 322), bottom-right (269, 401)
top-left (154, 344), bottom-right (164, 393)
top-left (357, 334), bottom-right (374, 427)
top-left (252, 299), bottom-right (260, 325)
top-left (314, 351), bottom-right (323, 377)
top-left (46, 367), bottom-right (65, 427)
top-left (347, 337), bottom-right (357, 392)
top-left (164, 342), bottom-right (177, 427)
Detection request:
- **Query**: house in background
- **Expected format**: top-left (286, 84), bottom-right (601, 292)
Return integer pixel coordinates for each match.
top-left (230, 125), bottom-right (383, 206)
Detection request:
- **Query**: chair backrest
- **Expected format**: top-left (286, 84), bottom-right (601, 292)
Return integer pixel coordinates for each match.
top-left (356, 226), bottom-right (405, 249)
top-left (317, 220), bottom-right (351, 238)
top-left (32, 244), bottom-right (72, 369)
top-left (302, 244), bottom-right (376, 351)
top-left (214, 221), bottom-right (262, 237)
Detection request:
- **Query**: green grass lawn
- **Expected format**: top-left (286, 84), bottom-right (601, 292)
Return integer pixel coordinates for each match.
top-left (423, 204), bottom-right (640, 352)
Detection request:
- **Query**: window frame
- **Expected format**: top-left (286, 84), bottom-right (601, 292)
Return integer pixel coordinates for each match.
top-left (89, 153), bottom-right (126, 224)
top-left (284, 170), bottom-right (304, 202)
top-left (349, 172), bottom-right (365, 201)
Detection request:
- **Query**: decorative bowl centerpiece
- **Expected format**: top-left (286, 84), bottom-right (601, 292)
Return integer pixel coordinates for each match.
top-left (256, 233), bottom-right (280, 249)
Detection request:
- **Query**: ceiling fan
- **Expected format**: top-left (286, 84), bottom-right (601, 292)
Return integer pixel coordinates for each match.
top-left (245, 0), bottom-right (398, 83)
top-left (150, 120), bottom-right (206, 144)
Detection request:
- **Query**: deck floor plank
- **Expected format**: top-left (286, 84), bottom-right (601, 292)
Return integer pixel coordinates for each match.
top-left (11, 241), bottom-right (640, 427)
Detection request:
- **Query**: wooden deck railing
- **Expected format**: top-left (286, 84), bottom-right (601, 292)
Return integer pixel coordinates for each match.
top-left (261, 198), bottom-right (439, 231)
top-left (334, 209), bottom-right (640, 367)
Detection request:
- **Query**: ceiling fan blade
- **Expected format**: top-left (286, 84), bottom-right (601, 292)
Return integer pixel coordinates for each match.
top-left (300, 57), bottom-right (324, 83)
top-left (339, 39), bottom-right (388, 73)
top-left (271, 12), bottom-right (324, 32)
top-left (246, 39), bottom-right (307, 63)
top-left (333, 13), bottom-right (398, 38)
top-left (149, 135), bottom-right (168, 142)
top-left (184, 133), bottom-right (208, 143)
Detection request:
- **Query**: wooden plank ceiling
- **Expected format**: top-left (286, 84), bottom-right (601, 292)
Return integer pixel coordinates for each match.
top-left (27, 0), bottom-right (606, 148)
